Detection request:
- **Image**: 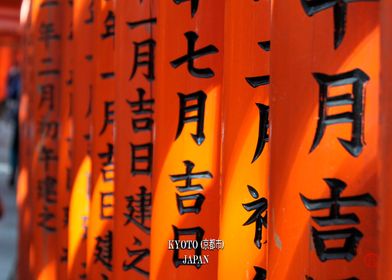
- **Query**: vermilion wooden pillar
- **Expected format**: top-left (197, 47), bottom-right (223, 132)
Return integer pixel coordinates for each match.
top-left (379, 0), bottom-right (392, 278)
top-left (113, 0), bottom-right (156, 278)
top-left (218, 0), bottom-right (270, 279)
top-left (269, 1), bottom-right (380, 279)
top-left (30, 0), bottom-right (63, 278)
top-left (151, 1), bottom-right (224, 278)
top-left (68, 0), bottom-right (94, 278)
top-left (29, 0), bottom-right (39, 274)
top-left (87, 0), bottom-right (115, 278)
top-left (56, 1), bottom-right (73, 278)
top-left (28, 0), bottom-right (40, 276)
top-left (17, 1), bottom-right (33, 278)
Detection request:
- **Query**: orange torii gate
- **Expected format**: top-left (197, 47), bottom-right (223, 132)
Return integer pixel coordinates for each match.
top-left (14, 0), bottom-right (391, 279)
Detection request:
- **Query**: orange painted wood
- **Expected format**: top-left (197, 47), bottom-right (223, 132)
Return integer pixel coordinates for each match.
top-left (17, 3), bottom-right (33, 278)
top-left (379, 0), bottom-right (392, 278)
top-left (56, 1), bottom-right (73, 278)
top-left (68, 0), bottom-right (94, 278)
top-left (30, 0), bottom-right (63, 278)
top-left (269, 1), bottom-right (380, 278)
top-left (86, 0), bottom-right (115, 278)
top-left (113, 0), bottom-right (155, 278)
top-left (218, 0), bottom-right (270, 279)
top-left (16, 1), bottom-right (390, 279)
top-left (28, 0), bottom-right (40, 276)
top-left (151, 1), bottom-right (224, 278)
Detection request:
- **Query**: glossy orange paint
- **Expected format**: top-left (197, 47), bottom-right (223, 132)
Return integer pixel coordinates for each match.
top-left (68, 0), bottom-right (94, 278)
top-left (86, 0), bottom-right (115, 278)
top-left (28, 0), bottom-right (39, 276)
top-left (113, 0), bottom-right (155, 278)
top-left (17, 3), bottom-right (33, 278)
top-left (151, 1), bottom-right (224, 279)
top-left (30, 0), bottom-right (62, 278)
top-left (379, 0), bottom-right (392, 278)
top-left (16, 1), bottom-right (389, 279)
top-left (218, 0), bottom-right (270, 279)
top-left (269, 1), bottom-right (380, 278)
top-left (56, 1), bottom-right (73, 279)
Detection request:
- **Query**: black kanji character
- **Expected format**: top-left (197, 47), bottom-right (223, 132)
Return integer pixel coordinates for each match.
top-left (39, 146), bottom-right (58, 171)
top-left (84, 0), bottom-right (94, 24)
top-left (301, 0), bottom-right (378, 49)
top-left (60, 247), bottom-right (68, 263)
top-left (38, 206), bottom-right (56, 232)
top-left (39, 22), bottom-right (60, 49)
top-left (63, 207), bottom-right (69, 227)
top-left (101, 10), bottom-right (115, 39)
top-left (253, 266), bottom-right (267, 280)
top-left (300, 178), bottom-right (377, 261)
top-left (243, 185), bottom-right (268, 249)
top-left (170, 160), bottom-right (212, 193)
top-left (100, 192), bottom-right (114, 220)
top-left (127, 18), bottom-right (157, 29)
top-left (39, 84), bottom-right (54, 111)
top-left (130, 143), bottom-right (153, 175)
top-left (173, 0), bottom-right (199, 17)
top-left (98, 143), bottom-right (114, 182)
top-left (130, 39), bottom-right (156, 81)
top-left (126, 88), bottom-right (154, 132)
top-left (94, 230), bottom-right (113, 271)
top-left (170, 31), bottom-right (218, 78)
top-left (38, 176), bottom-right (57, 204)
top-left (39, 120), bottom-right (58, 139)
top-left (252, 104), bottom-right (269, 163)
top-left (172, 226), bottom-right (204, 268)
top-left (99, 101), bottom-right (115, 135)
top-left (300, 178), bottom-right (377, 226)
top-left (124, 186), bottom-right (152, 234)
top-left (245, 41), bottom-right (271, 88)
top-left (123, 243), bottom-right (150, 277)
top-left (309, 69), bottom-right (369, 157)
top-left (176, 90), bottom-right (206, 145)
top-left (176, 193), bottom-right (205, 215)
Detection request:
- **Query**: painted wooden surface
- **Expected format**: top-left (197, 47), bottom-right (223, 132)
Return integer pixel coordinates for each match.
top-left (13, 1), bottom-right (387, 279)
top-left (113, 0), bottom-right (155, 278)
